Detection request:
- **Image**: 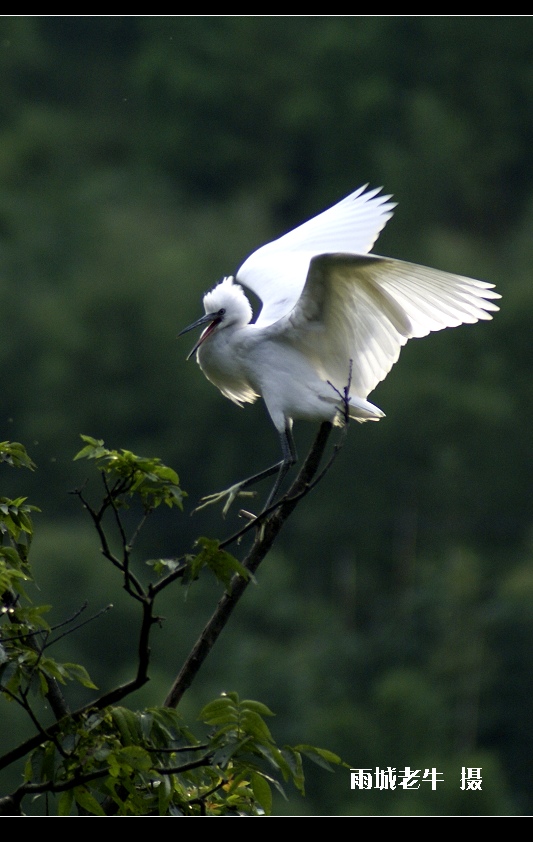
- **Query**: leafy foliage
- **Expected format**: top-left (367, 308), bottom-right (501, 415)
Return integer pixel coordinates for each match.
top-left (74, 435), bottom-right (186, 512)
top-left (183, 537), bottom-right (252, 592)
top-left (22, 697), bottom-right (332, 816)
top-left (0, 439), bottom-right (342, 816)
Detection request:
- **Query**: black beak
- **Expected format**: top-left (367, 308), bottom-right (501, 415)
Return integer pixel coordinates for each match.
top-left (178, 312), bottom-right (221, 360)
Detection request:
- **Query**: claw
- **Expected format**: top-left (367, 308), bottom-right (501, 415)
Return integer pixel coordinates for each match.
top-left (238, 508), bottom-right (268, 541)
top-left (192, 484), bottom-right (257, 516)
top-left (238, 509), bottom-right (257, 521)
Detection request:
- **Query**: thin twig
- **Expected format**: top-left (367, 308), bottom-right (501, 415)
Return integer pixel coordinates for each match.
top-left (73, 480), bottom-right (146, 600)
top-left (154, 755), bottom-right (213, 775)
top-left (47, 604), bottom-right (113, 649)
top-left (0, 596), bottom-right (158, 774)
top-left (101, 474), bottom-right (146, 599)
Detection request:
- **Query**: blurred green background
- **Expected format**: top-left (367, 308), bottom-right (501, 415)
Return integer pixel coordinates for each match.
top-left (1, 16), bottom-right (532, 815)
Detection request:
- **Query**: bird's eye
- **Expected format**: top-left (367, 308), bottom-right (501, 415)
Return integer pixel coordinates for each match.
top-left (218, 308), bottom-right (226, 316)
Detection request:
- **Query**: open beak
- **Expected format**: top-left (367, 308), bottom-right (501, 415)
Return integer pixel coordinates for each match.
top-left (178, 312), bottom-right (221, 360)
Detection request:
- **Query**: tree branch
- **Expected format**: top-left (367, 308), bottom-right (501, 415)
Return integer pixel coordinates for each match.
top-left (163, 422), bottom-right (333, 708)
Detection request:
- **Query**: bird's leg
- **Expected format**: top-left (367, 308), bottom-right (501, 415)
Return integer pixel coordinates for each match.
top-left (261, 425), bottom-right (297, 513)
top-left (194, 425), bottom-right (297, 517)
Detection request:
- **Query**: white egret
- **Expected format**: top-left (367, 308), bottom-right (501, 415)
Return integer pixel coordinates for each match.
top-left (180, 185), bottom-right (500, 515)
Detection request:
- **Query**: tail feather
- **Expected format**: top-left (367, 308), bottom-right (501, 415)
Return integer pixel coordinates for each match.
top-left (348, 394), bottom-right (385, 423)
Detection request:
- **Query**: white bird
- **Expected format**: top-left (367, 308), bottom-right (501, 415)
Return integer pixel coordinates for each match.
top-left (180, 185), bottom-right (500, 515)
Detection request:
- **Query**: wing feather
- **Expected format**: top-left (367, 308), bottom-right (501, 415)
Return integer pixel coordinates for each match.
top-left (237, 186), bottom-right (395, 327)
top-left (272, 253), bottom-right (499, 399)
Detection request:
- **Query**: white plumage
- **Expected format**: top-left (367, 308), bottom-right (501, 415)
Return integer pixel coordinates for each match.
top-left (180, 186), bottom-right (500, 513)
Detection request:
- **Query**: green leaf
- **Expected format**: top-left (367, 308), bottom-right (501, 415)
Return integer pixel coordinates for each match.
top-left (278, 746), bottom-right (305, 794)
top-left (10, 604), bottom-right (51, 631)
top-left (241, 699), bottom-right (275, 717)
top-left (199, 696), bottom-right (237, 725)
top-left (189, 538), bottom-right (251, 590)
top-left (112, 706), bottom-right (143, 747)
top-left (73, 435), bottom-right (106, 460)
top-left (145, 557), bottom-right (183, 575)
top-left (58, 788), bottom-right (74, 816)
top-left (0, 563), bottom-right (31, 595)
top-left (73, 436), bottom-right (186, 511)
top-left (251, 771), bottom-right (273, 815)
top-left (74, 786), bottom-right (106, 816)
top-left (39, 657), bottom-right (69, 684)
top-left (0, 441), bottom-right (36, 471)
top-left (157, 773), bottom-right (173, 815)
top-left (63, 662), bottom-right (98, 690)
top-left (0, 659), bottom-right (21, 695)
top-left (240, 710), bottom-right (274, 744)
top-left (146, 707), bottom-right (186, 739)
top-left (294, 744), bottom-right (344, 771)
top-left (0, 546), bottom-right (25, 565)
top-left (114, 745), bottom-right (152, 772)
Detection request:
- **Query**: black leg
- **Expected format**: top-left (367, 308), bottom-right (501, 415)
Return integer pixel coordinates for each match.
top-left (262, 425), bottom-right (297, 512)
top-left (195, 423), bottom-right (297, 516)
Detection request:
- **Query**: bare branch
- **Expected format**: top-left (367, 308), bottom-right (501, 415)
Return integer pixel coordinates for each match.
top-left (163, 422), bottom-right (333, 709)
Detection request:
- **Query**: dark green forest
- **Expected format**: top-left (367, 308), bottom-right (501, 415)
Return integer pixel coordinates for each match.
top-left (1, 16), bottom-right (532, 815)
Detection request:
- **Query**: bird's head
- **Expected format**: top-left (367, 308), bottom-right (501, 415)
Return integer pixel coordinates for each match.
top-left (179, 276), bottom-right (253, 360)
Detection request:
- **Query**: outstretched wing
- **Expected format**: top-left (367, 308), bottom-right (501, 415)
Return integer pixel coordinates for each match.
top-left (274, 253), bottom-right (500, 399)
top-left (236, 186), bottom-right (395, 327)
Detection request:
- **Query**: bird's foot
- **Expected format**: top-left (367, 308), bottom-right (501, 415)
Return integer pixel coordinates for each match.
top-left (238, 508), bottom-right (269, 542)
top-left (193, 484), bottom-right (257, 516)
